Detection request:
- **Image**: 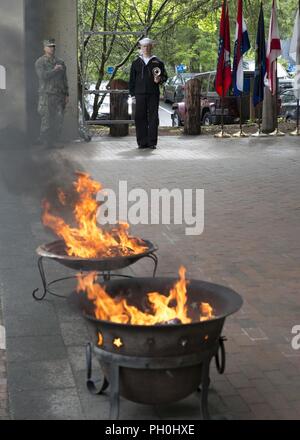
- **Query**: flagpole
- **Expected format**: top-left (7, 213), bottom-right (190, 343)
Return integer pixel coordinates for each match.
top-left (294, 98), bottom-right (300, 135)
top-left (258, 101), bottom-right (263, 134)
top-left (240, 95), bottom-right (243, 132)
top-left (251, 60), bottom-right (265, 137)
top-left (290, 1), bottom-right (300, 136)
top-left (232, 0), bottom-right (249, 137)
top-left (252, 1), bottom-right (268, 137)
top-left (252, 93), bottom-right (267, 136)
top-left (214, 0), bottom-right (231, 138)
top-left (270, 59), bottom-right (285, 136)
top-left (233, 93), bottom-right (248, 137)
top-left (215, 93), bottom-right (231, 138)
top-left (257, 85), bottom-right (262, 133)
top-left (222, 94), bottom-right (224, 132)
top-left (257, 68), bottom-right (265, 136)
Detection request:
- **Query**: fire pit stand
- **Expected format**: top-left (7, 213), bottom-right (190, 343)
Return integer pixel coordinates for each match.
top-left (32, 252), bottom-right (158, 301)
top-left (80, 276), bottom-right (242, 420)
top-left (86, 337), bottom-right (226, 420)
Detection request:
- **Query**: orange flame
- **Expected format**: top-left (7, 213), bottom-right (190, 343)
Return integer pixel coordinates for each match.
top-left (42, 173), bottom-right (148, 258)
top-left (57, 188), bottom-right (67, 206)
top-left (77, 266), bottom-right (215, 326)
top-left (200, 302), bottom-right (214, 321)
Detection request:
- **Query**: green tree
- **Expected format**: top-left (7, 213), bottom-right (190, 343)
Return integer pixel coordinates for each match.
top-left (78, 0), bottom-right (300, 119)
top-left (78, 0), bottom-right (221, 119)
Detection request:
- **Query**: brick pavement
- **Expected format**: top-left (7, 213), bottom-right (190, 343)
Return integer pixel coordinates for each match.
top-left (0, 289), bottom-right (9, 419)
top-left (0, 134), bottom-right (299, 419)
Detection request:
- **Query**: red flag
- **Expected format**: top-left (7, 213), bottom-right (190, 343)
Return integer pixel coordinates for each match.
top-left (265, 0), bottom-right (282, 95)
top-left (216, 0), bottom-right (232, 97)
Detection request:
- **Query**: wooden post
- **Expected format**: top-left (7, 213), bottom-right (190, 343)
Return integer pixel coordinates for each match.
top-left (184, 78), bottom-right (201, 135)
top-left (110, 79), bottom-right (129, 137)
top-left (262, 85), bottom-right (276, 133)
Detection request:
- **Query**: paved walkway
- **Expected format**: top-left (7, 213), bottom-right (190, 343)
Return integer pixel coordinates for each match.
top-left (0, 293), bottom-right (9, 419)
top-left (0, 135), bottom-right (300, 420)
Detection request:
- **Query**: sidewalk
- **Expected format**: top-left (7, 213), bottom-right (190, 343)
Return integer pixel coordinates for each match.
top-left (0, 134), bottom-right (300, 420)
top-left (0, 292), bottom-right (9, 419)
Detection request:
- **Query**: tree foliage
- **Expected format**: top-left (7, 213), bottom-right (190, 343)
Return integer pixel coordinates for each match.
top-left (78, 0), bottom-right (299, 119)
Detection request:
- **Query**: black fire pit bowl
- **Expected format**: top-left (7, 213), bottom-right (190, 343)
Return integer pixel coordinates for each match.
top-left (82, 277), bottom-right (243, 405)
top-left (36, 239), bottom-right (157, 272)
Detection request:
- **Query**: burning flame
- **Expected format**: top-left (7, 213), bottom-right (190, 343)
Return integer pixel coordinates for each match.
top-left (57, 188), bottom-right (67, 206)
top-left (98, 333), bottom-right (103, 346)
top-left (42, 173), bottom-right (148, 258)
top-left (77, 266), bottom-right (215, 326)
top-left (200, 302), bottom-right (214, 321)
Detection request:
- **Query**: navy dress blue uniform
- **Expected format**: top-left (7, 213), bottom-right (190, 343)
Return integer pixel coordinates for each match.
top-left (129, 56), bottom-right (168, 148)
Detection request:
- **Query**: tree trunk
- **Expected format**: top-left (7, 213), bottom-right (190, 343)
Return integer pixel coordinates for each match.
top-left (109, 79), bottom-right (129, 137)
top-left (238, 95), bottom-right (250, 123)
top-left (262, 86), bottom-right (277, 133)
top-left (184, 78), bottom-right (201, 135)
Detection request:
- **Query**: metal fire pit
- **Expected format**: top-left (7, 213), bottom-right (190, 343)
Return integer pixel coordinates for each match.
top-left (83, 277), bottom-right (243, 420)
top-left (32, 239), bottom-right (158, 301)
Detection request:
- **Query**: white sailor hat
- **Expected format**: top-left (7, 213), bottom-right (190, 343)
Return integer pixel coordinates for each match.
top-left (139, 37), bottom-right (155, 46)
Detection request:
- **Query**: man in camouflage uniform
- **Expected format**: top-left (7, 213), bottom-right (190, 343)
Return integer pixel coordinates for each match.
top-left (35, 38), bottom-right (69, 147)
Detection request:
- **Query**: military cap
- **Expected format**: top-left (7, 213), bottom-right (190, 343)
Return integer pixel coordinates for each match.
top-left (43, 38), bottom-right (56, 47)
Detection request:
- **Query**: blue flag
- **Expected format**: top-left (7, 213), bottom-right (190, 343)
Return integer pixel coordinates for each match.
top-left (253, 2), bottom-right (267, 106)
top-left (233, 0), bottom-right (251, 96)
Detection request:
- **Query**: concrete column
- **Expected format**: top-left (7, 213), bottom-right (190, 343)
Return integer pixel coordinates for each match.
top-left (24, 0), bottom-right (44, 141)
top-left (0, 1), bottom-right (26, 135)
top-left (40, 0), bottom-right (78, 140)
top-left (0, 0), bottom-right (78, 144)
top-left (25, 0), bottom-right (78, 141)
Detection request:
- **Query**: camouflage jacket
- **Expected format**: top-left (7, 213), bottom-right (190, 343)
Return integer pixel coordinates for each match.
top-left (35, 55), bottom-right (69, 97)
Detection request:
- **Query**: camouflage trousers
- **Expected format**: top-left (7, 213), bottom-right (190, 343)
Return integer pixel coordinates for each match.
top-left (38, 94), bottom-right (66, 144)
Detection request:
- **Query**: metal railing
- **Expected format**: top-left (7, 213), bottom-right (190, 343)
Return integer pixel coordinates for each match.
top-left (84, 89), bottom-right (135, 126)
top-left (80, 28), bottom-right (146, 136)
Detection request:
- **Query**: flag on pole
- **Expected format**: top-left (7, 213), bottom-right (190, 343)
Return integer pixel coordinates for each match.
top-left (253, 2), bottom-right (267, 106)
top-left (289, 8), bottom-right (300, 99)
top-left (216, 0), bottom-right (232, 97)
top-left (265, 0), bottom-right (282, 95)
top-left (233, 0), bottom-right (250, 95)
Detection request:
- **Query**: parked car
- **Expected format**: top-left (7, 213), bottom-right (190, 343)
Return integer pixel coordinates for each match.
top-left (280, 89), bottom-right (299, 121)
top-left (245, 59), bottom-right (294, 93)
top-left (163, 73), bottom-right (201, 104)
top-left (278, 78), bottom-right (294, 94)
top-left (85, 82), bottom-right (133, 120)
top-left (171, 68), bottom-right (283, 127)
top-left (85, 82), bottom-right (110, 119)
top-left (171, 70), bottom-right (242, 127)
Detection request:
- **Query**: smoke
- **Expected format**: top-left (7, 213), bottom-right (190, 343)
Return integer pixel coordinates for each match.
top-left (0, 18), bottom-right (27, 134)
top-left (0, 1), bottom-right (85, 218)
top-left (0, 143), bottom-right (85, 203)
